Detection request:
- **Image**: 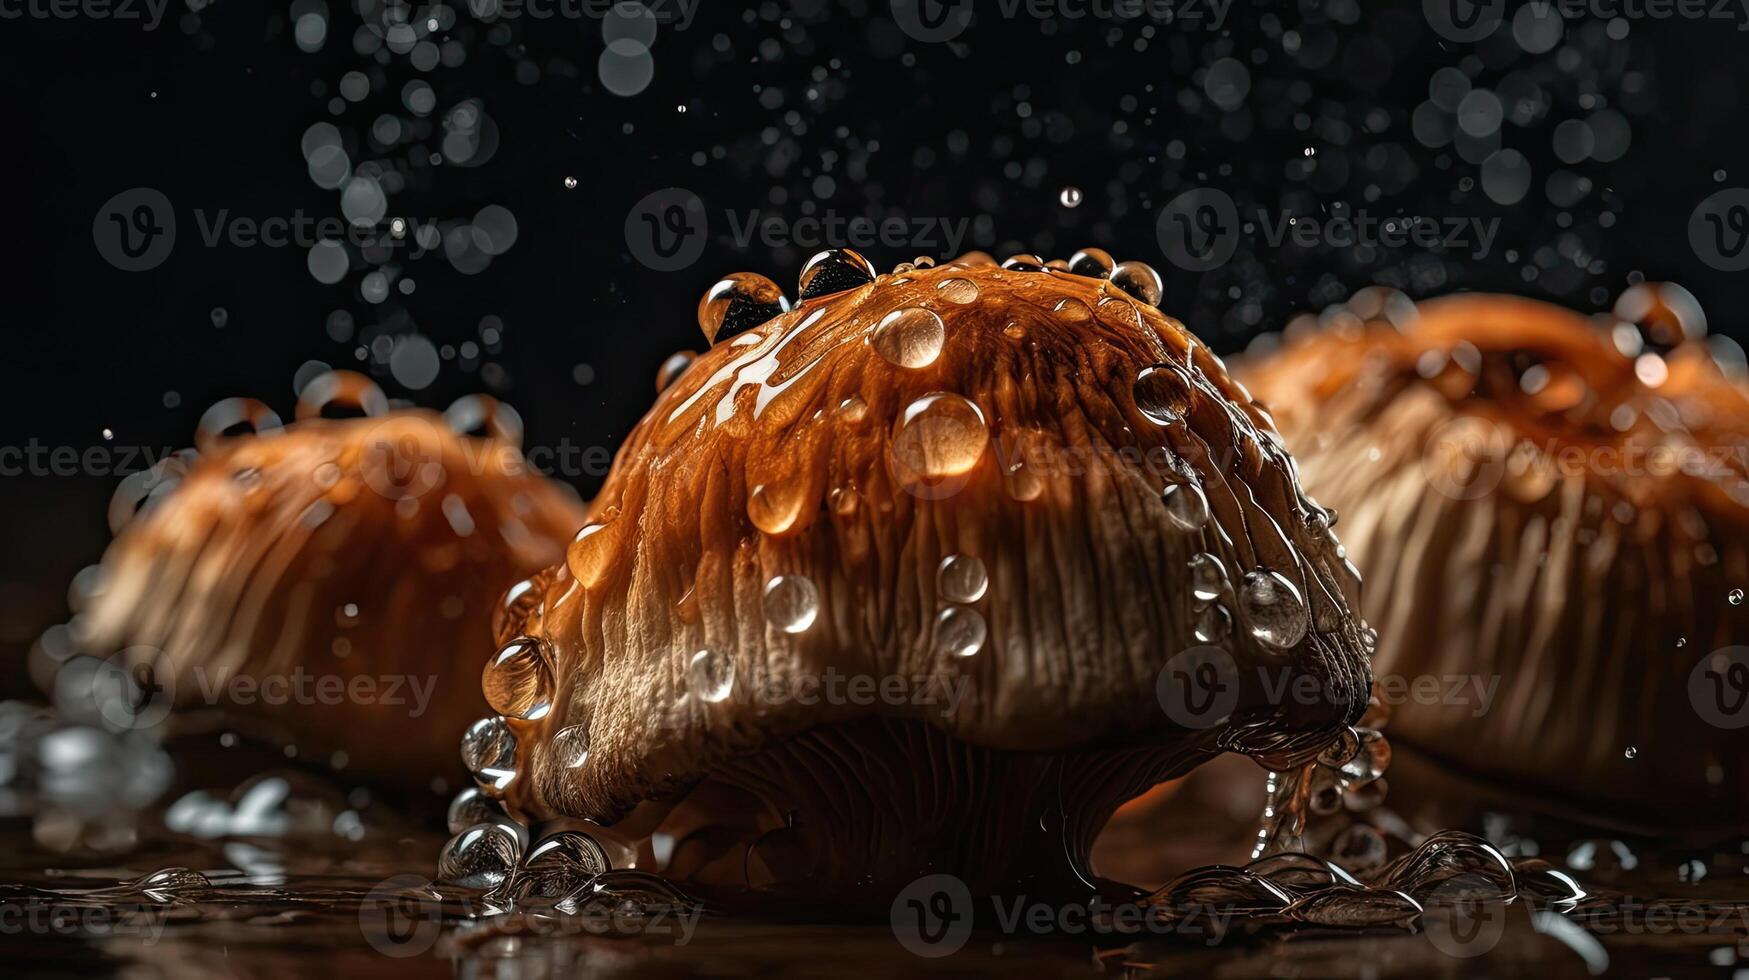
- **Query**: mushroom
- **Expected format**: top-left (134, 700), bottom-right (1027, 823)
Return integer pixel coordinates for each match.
top-left (1240, 287), bottom-right (1749, 835)
top-left (76, 372), bottom-right (586, 790)
top-left (475, 251), bottom-right (1371, 909)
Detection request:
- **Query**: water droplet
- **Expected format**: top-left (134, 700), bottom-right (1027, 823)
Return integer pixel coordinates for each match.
top-left (837, 395), bottom-right (868, 422)
top-left (891, 393), bottom-right (990, 495)
top-left (872, 307), bottom-right (946, 369)
top-left (829, 486), bottom-right (860, 515)
top-left (937, 554), bottom-right (989, 603)
top-left (460, 716), bottom-right (518, 793)
top-left (1195, 604), bottom-right (1232, 642)
top-left (438, 821), bottom-right (522, 889)
top-left (935, 277), bottom-right (980, 304)
top-left (1240, 570), bottom-right (1309, 651)
top-left (1052, 297), bottom-right (1093, 322)
top-left (1162, 484), bottom-right (1210, 532)
top-left (688, 649), bottom-right (734, 703)
top-left (762, 574), bottom-right (820, 634)
top-left (1069, 247), bottom-right (1115, 279)
top-left (1110, 260), bottom-right (1163, 306)
top-left (748, 480), bottom-right (809, 536)
top-left (564, 176), bottom-right (578, 189)
top-left (516, 831), bottom-right (610, 903)
top-left (195, 398), bottom-right (284, 453)
top-left (129, 867), bottom-right (213, 903)
top-left (1000, 254), bottom-right (1046, 272)
top-left (1005, 459), bottom-right (1044, 501)
top-left (446, 787), bottom-right (502, 834)
top-left (552, 725), bottom-right (590, 769)
top-left (698, 272), bottom-right (790, 344)
top-left (1730, 588), bottom-right (1745, 606)
top-left (1624, 746), bottom-right (1638, 759)
top-left (295, 370), bottom-right (390, 420)
top-left (1059, 186), bottom-right (1083, 208)
top-left (1133, 364), bottom-right (1183, 425)
top-left (797, 248), bottom-right (876, 299)
top-left (934, 606), bottom-right (988, 658)
top-left (1189, 553), bottom-right (1228, 604)
top-left (482, 637), bottom-right (552, 720)
top-left (655, 351), bottom-right (695, 393)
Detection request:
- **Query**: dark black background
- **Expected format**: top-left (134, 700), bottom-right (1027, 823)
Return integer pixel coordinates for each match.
top-left (1, 0), bottom-right (1745, 678)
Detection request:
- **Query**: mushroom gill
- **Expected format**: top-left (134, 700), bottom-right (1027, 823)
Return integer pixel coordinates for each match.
top-left (77, 373), bottom-right (586, 790)
top-left (477, 251), bottom-right (1372, 909)
top-left (1239, 286), bottom-right (1749, 837)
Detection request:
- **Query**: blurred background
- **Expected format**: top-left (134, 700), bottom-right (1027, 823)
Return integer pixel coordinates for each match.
top-left (2, 0), bottom-right (1746, 690)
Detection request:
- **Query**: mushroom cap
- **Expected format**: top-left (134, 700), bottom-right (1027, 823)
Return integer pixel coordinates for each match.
top-left (1240, 289), bottom-right (1749, 828)
top-left (498, 258), bottom-right (1372, 829)
top-left (80, 399), bottom-right (586, 788)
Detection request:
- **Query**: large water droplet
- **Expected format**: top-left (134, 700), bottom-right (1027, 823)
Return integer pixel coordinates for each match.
top-left (1052, 297), bottom-right (1093, 322)
top-left (872, 307), bottom-right (946, 369)
top-left (1240, 570), bottom-right (1309, 651)
top-left (762, 574), bottom-right (820, 634)
top-left (460, 716), bottom-right (518, 793)
top-left (568, 516), bottom-right (621, 588)
top-left (936, 277), bottom-right (980, 304)
top-left (1134, 364), bottom-right (1184, 425)
top-left (516, 831), bottom-right (611, 904)
top-left (1069, 247), bottom-right (1115, 279)
top-left (552, 725), bottom-right (590, 769)
top-left (1111, 260), bottom-right (1163, 306)
top-left (1189, 553), bottom-right (1228, 604)
top-left (1195, 604), bottom-right (1233, 643)
top-left (447, 787), bottom-right (502, 834)
top-left (482, 637), bottom-right (552, 720)
top-left (1162, 484), bottom-right (1210, 532)
top-left (937, 554), bottom-right (989, 603)
top-left (128, 867), bottom-right (213, 904)
top-left (934, 606), bottom-right (988, 658)
top-left (1001, 253), bottom-right (1046, 272)
top-left (891, 393), bottom-right (989, 495)
top-left (797, 248), bottom-right (876, 299)
top-left (655, 351), bottom-right (695, 393)
top-left (688, 649), bottom-right (734, 703)
top-left (698, 272), bottom-right (789, 344)
top-left (748, 480), bottom-right (809, 536)
top-left (438, 821), bottom-right (522, 888)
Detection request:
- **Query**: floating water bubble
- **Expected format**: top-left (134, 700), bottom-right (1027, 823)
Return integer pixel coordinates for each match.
top-left (1059, 186), bottom-right (1083, 208)
top-left (1240, 570), bottom-right (1309, 650)
top-left (872, 307), bottom-right (946, 368)
top-left (935, 277), bottom-right (980, 304)
top-left (698, 272), bottom-right (790, 344)
top-left (1189, 553), bottom-right (1228, 604)
top-left (934, 606), bottom-right (987, 658)
top-left (438, 821), bottom-right (522, 889)
top-left (937, 554), bottom-right (989, 603)
top-left (599, 38), bottom-right (655, 97)
top-left (762, 575), bottom-right (820, 634)
top-left (1134, 364), bottom-right (1184, 425)
top-left (482, 637), bottom-right (552, 720)
top-left (1162, 484), bottom-right (1210, 532)
top-left (797, 248), bottom-right (876, 299)
top-left (688, 649), bottom-right (734, 703)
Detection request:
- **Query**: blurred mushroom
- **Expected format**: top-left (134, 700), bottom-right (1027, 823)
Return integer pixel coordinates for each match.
top-left (1240, 288), bottom-right (1749, 837)
top-left (475, 252), bottom-right (1371, 909)
top-left (76, 372), bottom-right (586, 790)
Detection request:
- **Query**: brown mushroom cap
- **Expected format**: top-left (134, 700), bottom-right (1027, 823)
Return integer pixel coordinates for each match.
top-left (80, 389), bottom-right (585, 789)
top-left (490, 257), bottom-right (1371, 900)
top-left (1240, 289), bottom-right (1749, 832)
